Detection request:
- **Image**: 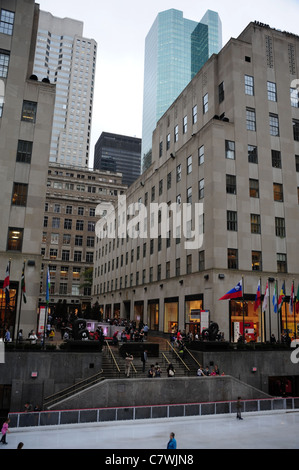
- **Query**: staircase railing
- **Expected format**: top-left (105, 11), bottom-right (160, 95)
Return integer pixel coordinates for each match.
top-left (43, 369), bottom-right (104, 409)
top-left (166, 341), bottom-right (191, 375)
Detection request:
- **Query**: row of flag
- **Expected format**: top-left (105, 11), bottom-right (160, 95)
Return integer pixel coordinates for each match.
top-left (2, 260), bottom-right (51, 306)
top-left (219, 278), bottom-right (299, 314)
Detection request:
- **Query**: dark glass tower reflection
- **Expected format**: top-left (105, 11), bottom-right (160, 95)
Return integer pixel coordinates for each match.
top-left (141, 9), bottom-right (222, 171)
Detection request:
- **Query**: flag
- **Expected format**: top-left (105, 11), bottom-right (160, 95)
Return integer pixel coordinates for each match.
top-left (272, 282), bottom-right (278, 314)
top-left (290, 282), bottom-right (294, 315)
top-left (21, 262), bottom-right (27, 304)
top-left (262, 281), bottom-right (269, 313)
top-left (254, 280), bottom-right (261, 312)
top-left (46, 267), bottom-right (50, 304)
top-left (219, 279), bottom-right (242, 300)
top-left (278, 282), bottom-right (285, 313)
top-left (296, 285), bottom-right (299, 314)
top-left (3, 260), bottom-right (10, 305)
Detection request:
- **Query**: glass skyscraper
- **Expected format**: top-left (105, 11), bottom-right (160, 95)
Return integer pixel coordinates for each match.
top-left (33, 11), bottom-right (97, 168)
top-left (141, 9), bottom-right (222, 171)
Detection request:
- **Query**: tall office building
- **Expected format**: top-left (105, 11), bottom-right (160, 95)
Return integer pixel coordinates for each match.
top-left (141, 8), bottom-right (222, 171)
top-left (93, 21), bottom-right (299, 343)
top-left (33, 11), bottom-right (97, 167)
top-left (0, 0), bottom-right (55, 338)
top-left (94, 132), bottom-right (141, 186)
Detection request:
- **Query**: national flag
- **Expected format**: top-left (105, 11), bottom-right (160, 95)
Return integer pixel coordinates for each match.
top-left (272, 282), bottom-right (278, 314)
top-left (3, 260), bottom-right (10, 305)
top-left (254, 280), bottom-right (261, 312)
top-left (46, 267), bottom-right (50, 304)
top-left (278, 282), bottom-right (285, 314)
top-left (296, 285), bottom-right (299, 314)
top-left (219, 279), bottom-right (242, 300)
top-left (290, 282), bottom-right (294, 315)
top-left (262, 281), bottom-right (269, 313)
top-left (21, 262), bottom-right (27, 304)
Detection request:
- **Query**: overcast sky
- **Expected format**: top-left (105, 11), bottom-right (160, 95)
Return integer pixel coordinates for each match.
top-left (37, 0), bottom-right (299, 164)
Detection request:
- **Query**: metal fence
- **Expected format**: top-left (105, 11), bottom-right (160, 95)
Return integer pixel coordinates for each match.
top-left (8, 397), bottom-right (299, 429)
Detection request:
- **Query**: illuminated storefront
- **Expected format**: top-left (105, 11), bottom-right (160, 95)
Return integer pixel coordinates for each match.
top-left (148, 300), bottom-right (159, 331)
top-left (185, 294), bottom-right (203, 335)
top-left (164, 297), bottom-right (178, 333)
top-left (229, 295), bottom-right (298, 342)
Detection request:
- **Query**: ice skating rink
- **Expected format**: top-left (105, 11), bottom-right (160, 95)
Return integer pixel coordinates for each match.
top-left (2, 410), bottom-right (299, 450)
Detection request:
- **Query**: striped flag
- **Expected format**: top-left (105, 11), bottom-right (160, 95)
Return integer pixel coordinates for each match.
top-left (254, 280), bottom-right (261, 312)
top-left (21, 262), bottom-right (27, 304)
top-left (46, 267), bottom-right (50, 304)
top-left (290, 282), bottom-right (294, 315)
top-left (272, 282), bottom-right (278, 314)
top-left (278, 282), bottom-right (285, 314)
top-left (3, 261), bottom-right (10, 305)
top-left (296, 285), bottom-right (299, 314)
top-left (262, 281), bottom-right (269, 313)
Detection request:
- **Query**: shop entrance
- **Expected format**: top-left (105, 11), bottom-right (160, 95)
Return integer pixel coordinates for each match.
top-left (134, 301), bottom-right (144, 326)
top-left (0, 385), bottom-right (11, 422)
top-left (148, 300), bottom-right (159, 331)
top-left (164, 297), bottom-right (178, 333)
top-left (268, 376), bottom-right (299, 397)
top-left (0, 282), bottom-right (18, 339)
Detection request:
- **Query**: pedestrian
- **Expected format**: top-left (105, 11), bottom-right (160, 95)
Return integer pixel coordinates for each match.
top-left (141, 349), bottom-right (148, 372)
top-left (1, 418), bottom-right (10, 445)
top-left (167, 432), bottom-right (177, 449)
top-left (167, 363), bottom-right (175, 377)
top-left (147, 364), bottom-right (155, 378)
top-left (236, 396), bottom-right (243, 420)
top-left (125, 353), bottom-right (134, 377)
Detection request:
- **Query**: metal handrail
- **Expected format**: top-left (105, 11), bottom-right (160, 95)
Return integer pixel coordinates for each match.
top-left (44, 369), bottom-right (104, 408)
top-left (105, 340), bottom-right (121, 374)
top-left (166, 341), bottom-right (190, 372)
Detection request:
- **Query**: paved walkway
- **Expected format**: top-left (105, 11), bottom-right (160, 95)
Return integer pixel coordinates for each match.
top-left (3, 411), bottom-right (299, 449)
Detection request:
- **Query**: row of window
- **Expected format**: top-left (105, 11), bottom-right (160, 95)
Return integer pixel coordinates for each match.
top-left (94, 249), bottom-right (288, 295)
top-left (45, 203), bottom-right (96, 217)
top-left (158, 75), bottom-right (299, 156)
top-left (227, 211), bottom-right (288, 237)
top-left (42, 247), bottom-right (94, 263)
top-left (41, 282), bottom-right (90, 297)
top-left (43, 232), bottom-right (95, 247)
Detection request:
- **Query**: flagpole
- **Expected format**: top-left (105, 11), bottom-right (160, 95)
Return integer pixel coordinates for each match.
top-left (268, 279), bottom-right (271, 341)
top-left (292, 280), bottom-right (295, 340)
top-left (242, 275), bottom-right (245, 342)
top-left (260, 277), bottom-right (264, 343)
top-left (3, 259), bottom-right (11, 336)
top-left (294, 282), bottom-right (297, 340)
top-left (16, 261), bottom-right (25, 343)
top-left (276, 279), bottom-right (280, 341)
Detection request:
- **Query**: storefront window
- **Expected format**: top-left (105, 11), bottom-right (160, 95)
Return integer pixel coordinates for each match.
top-left (134, 302), bottom-right (144, 325)
top-left (148, 301), bottom-right (159, 331)
top-left (164, 299), bottom-right (178, 333)
top-left (185, 297), bottom-right (203, 336)
top-left (0, 282), bottom-right (17, 339)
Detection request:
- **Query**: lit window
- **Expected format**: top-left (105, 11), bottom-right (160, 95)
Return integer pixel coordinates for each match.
top-left (21, 101), bottom-right (37, 123)
top-left (0, 9), bottom-right (15, 36)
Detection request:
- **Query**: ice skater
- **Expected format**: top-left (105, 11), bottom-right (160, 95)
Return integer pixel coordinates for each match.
top-left (236, 397), bottom-right (243, 420)
top-left (167, 432), bottom-right (177, 449)
top-left (1, 418), bottom-right (10, 445)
